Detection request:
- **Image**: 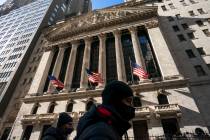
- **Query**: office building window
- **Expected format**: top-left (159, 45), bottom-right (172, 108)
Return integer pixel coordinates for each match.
top-left (197, 8), bottom-right (206, 14)
top-left (181, 23), bottom-right (189, 30)
top-left (161, 5), bottom-right (167, 11)
top-left (203, 29), bottom-right (210, 37)
top-left (180, 0), bottom-right (187, 6)
top-left (189, 0), bottom-right (196, 4)
top-left (177, 34), bottom-right (186, 41)
top-left (167, 16), bottom-right (174, 22)
top-left (194, 65), bottom-right (207, 76)
top-left (197, 47), bottom-right (206, 55)
top-left (186, 49), bottom-right (196, 58)
top-left (196, 20), bottom-right (204, 26)
top-left (168, 3), bottom-right (175, 9)
top-left (187, 32), bottom-right (195, 39)
top-left (176, 14), bottom-right (182, 20)
top-left (188, 11), bottom-right (195, 16)
top-left (172, 25), bottom-right (180, 32)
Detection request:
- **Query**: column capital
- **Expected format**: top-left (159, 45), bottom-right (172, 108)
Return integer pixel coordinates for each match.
top-left (71, 40), bottom-right (80, 46)
top-left (59, 43), bottom-right (68, 49)
top-left (145, 20), bottom-right (159, 29)
top-left (128, 26), bottom-right (138, 33)
top-left (113, 29), bottom-right (121, 36)
top-left (98, 33), bottom-right (106, 41)
top-left (84, 36), bottom-right (92, 43)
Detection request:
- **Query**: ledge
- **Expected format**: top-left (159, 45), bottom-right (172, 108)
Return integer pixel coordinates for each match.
top-left (154, 104), bottom-right (182, 119)
top-left (23, 76), bottom-right (188, 103)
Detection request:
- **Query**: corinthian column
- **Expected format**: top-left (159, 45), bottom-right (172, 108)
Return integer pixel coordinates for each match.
top-left (98, 33), bottom-right (106, 87)
top-left (79, 37), bottom-right (92, 90)
top-left (48, 47), bottom-right (65, 92)
top-left (113, 30), bottom-right (126, 82)
top-left (28, 49), bottom-right (54, 95)
top-left (129, 26), bottom-right (146, 69)
top-left (63, 41), bottom-right (79, 92)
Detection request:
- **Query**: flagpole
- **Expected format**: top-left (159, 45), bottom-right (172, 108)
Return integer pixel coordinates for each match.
top-left (129, 57), bottom-right (134, 84)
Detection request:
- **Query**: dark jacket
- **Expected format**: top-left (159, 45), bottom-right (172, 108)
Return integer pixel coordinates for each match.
top-left (74, 105), bottom-right (131, 140)
top-left (42, 127), bottom-right (68, 140)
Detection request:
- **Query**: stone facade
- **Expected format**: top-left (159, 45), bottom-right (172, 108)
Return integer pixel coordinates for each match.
top-left (5, 1), bottom-right (210, 140)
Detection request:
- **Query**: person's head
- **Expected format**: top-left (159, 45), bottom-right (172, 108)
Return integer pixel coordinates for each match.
top-left (102, 80), bottom-right (135, 121)
top-left (57, 112), bottom-right (74, 135)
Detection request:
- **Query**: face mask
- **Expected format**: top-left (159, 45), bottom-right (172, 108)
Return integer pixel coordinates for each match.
top-left (116, 103), bottom-right (135, 121)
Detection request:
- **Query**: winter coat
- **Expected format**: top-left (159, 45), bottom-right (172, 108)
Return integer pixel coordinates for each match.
top-left (42, 127), bottom-right (68, 140)
top-left (74, 105), bottom-right (131, 140)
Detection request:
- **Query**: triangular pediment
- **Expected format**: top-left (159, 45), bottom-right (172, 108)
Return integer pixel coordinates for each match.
top-left (45, 4), bottom-right (157, 42)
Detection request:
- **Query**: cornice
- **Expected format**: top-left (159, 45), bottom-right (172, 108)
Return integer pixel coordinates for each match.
top-left (23, 76), bottom-right (188, 103)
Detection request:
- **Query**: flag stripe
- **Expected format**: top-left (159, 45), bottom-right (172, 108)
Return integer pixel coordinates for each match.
top-left (86, 69), bottom-right (104, 83)
top-left (48, 76), bottom-right (64, 88)
top-left (131, 62), bottom-right (149, 79)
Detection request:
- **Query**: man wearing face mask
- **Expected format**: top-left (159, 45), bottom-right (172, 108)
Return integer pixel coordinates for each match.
top-left (74, 80), bottom-right (135, 140)
top-left (42, 112), bottom-right (74, 140)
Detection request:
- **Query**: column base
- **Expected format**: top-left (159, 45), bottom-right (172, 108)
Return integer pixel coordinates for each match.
top-left (76, 87), bottom-right (87, 92)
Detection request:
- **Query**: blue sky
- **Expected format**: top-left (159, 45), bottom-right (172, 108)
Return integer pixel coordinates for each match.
top-left (0, 0), bottom-right (124, 9)
top-left (92, 0), bottom-right (123, 9)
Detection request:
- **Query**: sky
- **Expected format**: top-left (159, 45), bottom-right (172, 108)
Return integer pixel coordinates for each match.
top-left (0, 0), bottom-right (124, 9)
top-left (92, 0), bottom-right (124, 9)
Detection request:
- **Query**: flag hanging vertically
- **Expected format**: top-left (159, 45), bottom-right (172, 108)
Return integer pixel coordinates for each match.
top-left (86, 69), bottom-right (103, 83)
top-left (131, 61), bottom-right (149, 79)
top-left (48, 75), bottom-right (64, 89)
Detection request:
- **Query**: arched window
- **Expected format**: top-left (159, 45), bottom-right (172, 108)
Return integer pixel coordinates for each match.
top-left (133, 97), bottom-right (142, 107)
top-left (86, 101), bottom-right (94, 111)
top-left (31, 103), bottom-right (39, 114)
top-left (48, 102), bottom-right (56, 113)
top-left (66, 103), bottom-right (73, 112)
top-left (158, 94), bottom-right (169, 105)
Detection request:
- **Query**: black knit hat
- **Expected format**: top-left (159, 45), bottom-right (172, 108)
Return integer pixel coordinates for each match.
top-left (102, 80), bottom-right (133, 105)
top-left (57, 112), bottom-right (73, 127)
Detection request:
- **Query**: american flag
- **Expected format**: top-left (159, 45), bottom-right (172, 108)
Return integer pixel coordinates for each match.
top-left (131, 62), bottom-right (149, 79)
top-left (48, 75), bottom-right (64, 89)
top-left (86, 69), bottom-right (103, 83)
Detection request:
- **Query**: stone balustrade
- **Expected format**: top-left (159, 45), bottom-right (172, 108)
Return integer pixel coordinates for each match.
top-left (135, 106), bottom-right (151, 119)
top-left (154, 104), bottom-right (182, 118)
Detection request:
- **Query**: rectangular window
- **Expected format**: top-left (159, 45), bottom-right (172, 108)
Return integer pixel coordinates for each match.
top-left (176, 14), bottom-right (181, 20)
top-left (197, 47), bottom-right (206, 55)
top-left (168, 3), bottom-right (175, 9)
top-left (188, 11), bottom-right (195, 16)
top-left (194, 65), bottom-right (207, 76)
top-left (172, 25), bottom-right (180, 32)
top-left (196, 20), bottom-right (204, 26)
top-left (181, 23), bottom-right (189, 30)
top-left (177, 34), bottom-right (186, 42)
top-left (167, 16), bottom-right (174, 22)
top-left (187, 32), bottom-right (195, 39)
top-left (180, 0), bottom-right (187, 6)
top-left (186, 49), bottom-right (196, 58)
top-left (189, 0), bottom-right (196, 4)
top-left (202, 29), bottom-right (210, 37)
top-left (161, 5), bottom-right (167, 11)
top-left (197, 8), bottom-right (206, 14)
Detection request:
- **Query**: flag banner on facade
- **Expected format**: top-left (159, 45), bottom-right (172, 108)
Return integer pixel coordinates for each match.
top-left (131, 61), bottom-right (149, 79)
top-left (86, 68), bottom-right (103, 84)
top-left (48, 75), bottom-right (64, 89)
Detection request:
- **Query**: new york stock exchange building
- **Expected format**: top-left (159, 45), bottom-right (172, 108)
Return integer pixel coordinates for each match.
top-left (9, 1), bottom-right (210, 140)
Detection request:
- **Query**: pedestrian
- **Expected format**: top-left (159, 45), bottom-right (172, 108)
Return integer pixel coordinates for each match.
top-left (74, 80), bottom-right (135, 140)
top-left (42, 112), bottom-right (74, 140)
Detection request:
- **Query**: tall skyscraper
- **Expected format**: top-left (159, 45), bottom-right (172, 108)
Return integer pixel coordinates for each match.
top-left (0, 0), bottom-right (86, 138)
top-left (7, 0), bottom-right (210, 140)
